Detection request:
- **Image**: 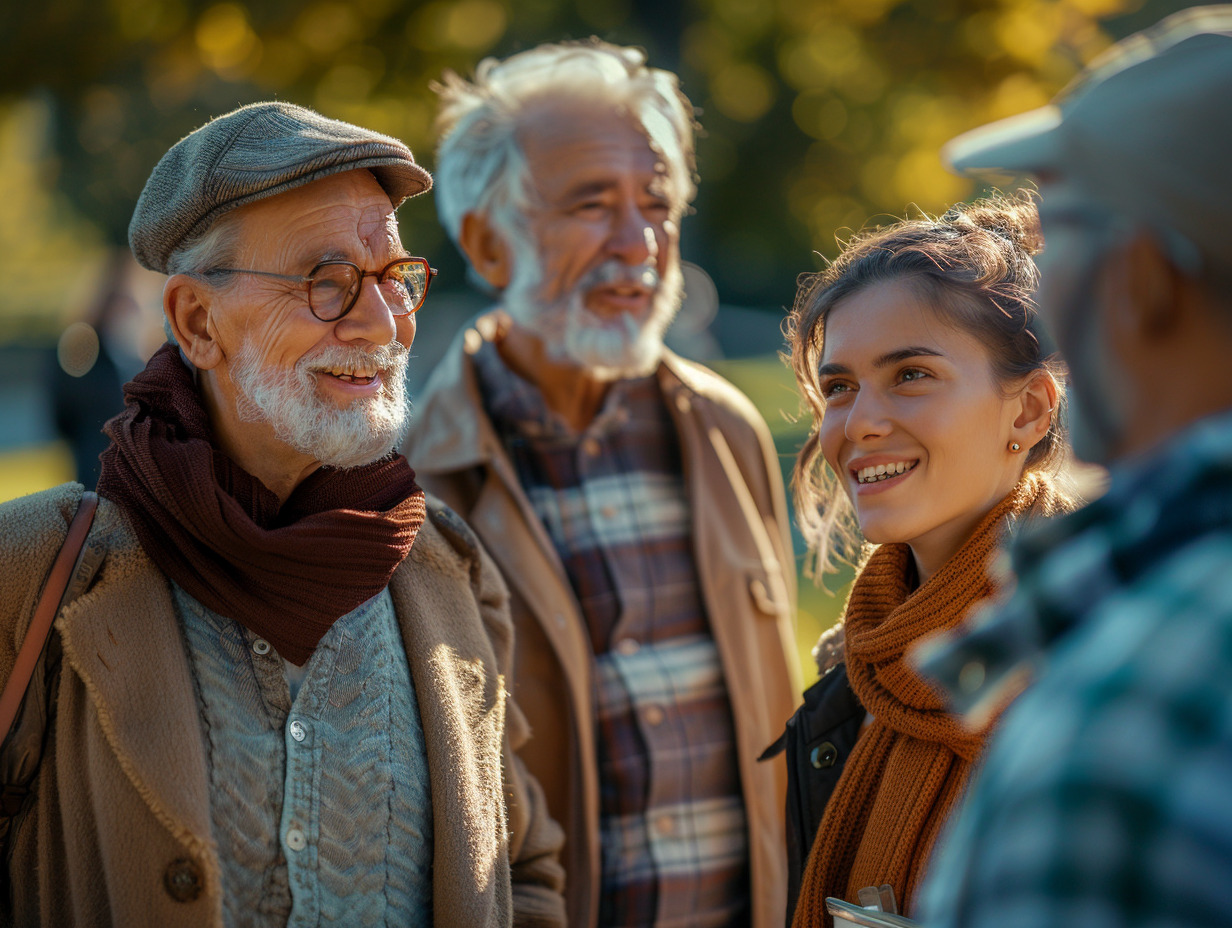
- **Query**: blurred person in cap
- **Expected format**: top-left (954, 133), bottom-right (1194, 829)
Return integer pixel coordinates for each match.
top-left (910, 8), bottom-right (1232, 928)
top-left (0, 101), bottom-right (565, 927)
top-left (403, 39), bottom-right (801, 928)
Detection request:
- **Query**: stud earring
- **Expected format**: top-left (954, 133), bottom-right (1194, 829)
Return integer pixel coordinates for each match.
top-left (1009, 442), bottom-right (1022, 453)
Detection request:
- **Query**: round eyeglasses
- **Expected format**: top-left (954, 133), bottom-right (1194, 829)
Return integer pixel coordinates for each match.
top-left (209, 257), bottom-right (437, 322)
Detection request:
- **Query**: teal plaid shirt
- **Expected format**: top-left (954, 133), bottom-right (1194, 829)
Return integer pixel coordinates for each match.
top-left (918, 409), bottom-right (1232, 928)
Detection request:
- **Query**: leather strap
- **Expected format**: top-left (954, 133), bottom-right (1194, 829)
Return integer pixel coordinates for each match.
top-left (0, 491), bottom-right (99, 742)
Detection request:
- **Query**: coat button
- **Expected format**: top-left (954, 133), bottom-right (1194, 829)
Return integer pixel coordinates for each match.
top-left (163, 858), bottom-right (203, 902)
top-left (810, 741), bottom-right (838, 769)
top-left (252, 638), bottom-right (271, 656)
top-left (615, 638), bottom-right (641, 657)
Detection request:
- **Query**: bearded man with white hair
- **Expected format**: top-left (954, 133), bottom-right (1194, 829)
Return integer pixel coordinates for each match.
top-left (404, 40), bottom-right (801, 928)
top-left (0, 102), bottom-right (565, 927)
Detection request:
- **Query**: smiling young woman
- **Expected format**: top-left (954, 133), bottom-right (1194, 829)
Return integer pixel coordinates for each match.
top-left (782, 193), bottom-right (1084, 926)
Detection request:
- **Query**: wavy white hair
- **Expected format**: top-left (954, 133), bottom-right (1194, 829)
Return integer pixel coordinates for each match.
top-left (431, 39), bottom-right (698, 254)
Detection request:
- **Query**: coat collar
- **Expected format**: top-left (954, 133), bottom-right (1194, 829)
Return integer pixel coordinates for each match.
top-left (409, 308), bottom-right (713, 477)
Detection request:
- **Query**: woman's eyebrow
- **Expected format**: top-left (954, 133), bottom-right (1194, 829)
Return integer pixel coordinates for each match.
top-left (874, 346), bottom-right (945, 367)
top-left (817, 346), bottom-right (945, 379)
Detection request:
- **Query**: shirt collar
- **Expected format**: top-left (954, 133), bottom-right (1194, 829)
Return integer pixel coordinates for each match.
top-left (472, 337), bottom-right (660, 442)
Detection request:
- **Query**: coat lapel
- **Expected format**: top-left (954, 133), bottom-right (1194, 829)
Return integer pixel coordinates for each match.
top-left (389, 521), bottom-right (511, 927)
top-left (55, 504), bottom-right (214, 855)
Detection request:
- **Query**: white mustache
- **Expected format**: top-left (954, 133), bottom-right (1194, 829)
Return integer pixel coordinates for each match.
top-left (301, 341), bottom-right (409, 374)
top-left (580, 260), bottom-right (660, 291)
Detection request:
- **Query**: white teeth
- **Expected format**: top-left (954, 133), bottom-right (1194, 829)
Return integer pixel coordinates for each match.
top-left (855, 461), bottom-right (916, 484)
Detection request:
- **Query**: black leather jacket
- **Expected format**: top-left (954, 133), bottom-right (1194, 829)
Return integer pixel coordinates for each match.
top-left (762, 660), bottom-right (865, 926)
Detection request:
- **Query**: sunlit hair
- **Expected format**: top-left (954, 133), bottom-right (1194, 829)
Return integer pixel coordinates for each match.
top-left (162, 209), bottom-right (248, 346)
top-left (787, 190), bottom-right (1079, 578)
top-left (431, 38), bottom-right (698, 255)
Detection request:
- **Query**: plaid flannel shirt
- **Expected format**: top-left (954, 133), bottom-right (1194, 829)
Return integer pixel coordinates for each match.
top-left (917, 409), bottom-right (1232, 928)
top-left (475, 344), bottom-right (749, 928)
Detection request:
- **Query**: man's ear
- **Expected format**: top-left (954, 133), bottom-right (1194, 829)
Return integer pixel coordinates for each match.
top-left (1114, 232), bottom-right (1182, 339)
top-left (165, 274), bottom-right (224, 370)
top-left (1011, 369), bottom-right (1059, 452)
top-left (458, 211), bottom-right (512, 291)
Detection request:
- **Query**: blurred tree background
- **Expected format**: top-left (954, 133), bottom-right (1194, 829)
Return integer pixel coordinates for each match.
top-left (0, 0), bottom-right (1196, 334)
top-left (0, 0), bottom-right (1195, 672)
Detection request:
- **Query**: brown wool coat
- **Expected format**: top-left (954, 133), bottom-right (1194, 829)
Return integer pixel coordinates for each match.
top-left (403, 313), bottom-right (804, 928)
top-left (0, 483), bottom-right (566, 928)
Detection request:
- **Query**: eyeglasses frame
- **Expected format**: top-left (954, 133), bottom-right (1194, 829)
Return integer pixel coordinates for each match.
top-left (207, 256), bottom-right (438, 322)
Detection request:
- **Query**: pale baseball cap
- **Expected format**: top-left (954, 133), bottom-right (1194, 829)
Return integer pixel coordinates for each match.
top-left (943, 6), bottom-right (1232, 273)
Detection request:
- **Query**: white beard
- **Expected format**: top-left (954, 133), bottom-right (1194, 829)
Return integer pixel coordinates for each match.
top-left (502, 242), bottom-right (683, 381)
top-left (229, 339), bottom-right (411, 469)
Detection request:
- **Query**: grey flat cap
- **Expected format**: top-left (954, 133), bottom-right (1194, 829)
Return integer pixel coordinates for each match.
top-left (129, 101), bottom-right (433, 274)
top-left (942, 6), bottom-right (1232, 273)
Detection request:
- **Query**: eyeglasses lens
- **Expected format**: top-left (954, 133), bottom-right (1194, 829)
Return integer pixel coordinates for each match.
top-left (384, 260), bottom-right (427, 313)
top-left (307, 259), bottom-right (428, 320)
top-left (309, 264), bottom-right (362, 321)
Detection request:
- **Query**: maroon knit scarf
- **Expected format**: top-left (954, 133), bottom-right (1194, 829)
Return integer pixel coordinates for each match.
top-left (97, 344), bottom-right (426, 665)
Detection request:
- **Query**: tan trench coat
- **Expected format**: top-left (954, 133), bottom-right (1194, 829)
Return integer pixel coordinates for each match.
top-left (403, 313), bottom-right (803, 928)
top-left (0, 483), bottom-right (565, 927)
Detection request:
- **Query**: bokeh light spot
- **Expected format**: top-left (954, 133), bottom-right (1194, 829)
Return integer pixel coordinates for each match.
top-left (57, 323), bottom-right (100, 378)
top-left (195, 3), bottom-right (261, 75)
top-left (711, 62), bottom-right (777, 123)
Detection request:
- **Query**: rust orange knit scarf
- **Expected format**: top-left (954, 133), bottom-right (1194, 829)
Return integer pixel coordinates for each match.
top-left (792, 474), bottom-right (1065, 926)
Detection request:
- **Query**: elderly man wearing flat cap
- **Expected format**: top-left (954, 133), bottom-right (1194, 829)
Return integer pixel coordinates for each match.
top-left (902, 8), bottom-right (1232, 928)
top-left (0, 102), bottom-right (565, 927)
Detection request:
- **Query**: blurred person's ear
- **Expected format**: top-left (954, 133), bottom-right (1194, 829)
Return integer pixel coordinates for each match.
top-left (459, 211), bottom-right (512, 291)
top-left (1011, 369), bottom-right (1058, 453)
top-left (1118, 232), bottom-right (1185, 340)
top-left (164, 275), bottom-right (223, 370)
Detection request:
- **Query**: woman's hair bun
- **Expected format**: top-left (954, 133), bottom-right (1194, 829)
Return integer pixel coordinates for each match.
top-left (944, 192), bottom-right (1044, 256)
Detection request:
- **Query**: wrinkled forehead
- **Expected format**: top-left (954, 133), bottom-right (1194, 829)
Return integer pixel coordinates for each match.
top-left (517, 91), bottom-right (689, 193)
top-left (231, 169), bottom-right (400, 260)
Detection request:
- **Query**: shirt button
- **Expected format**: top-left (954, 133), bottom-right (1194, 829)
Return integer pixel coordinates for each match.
top-left (600, 504), bottom-right (617, 519)
top-left (654, 814), bottom-right (675, 836)
top-left (615, 638), bottom-right (641, 657)
top-left (252, 638), bottom-right (271, 656)
top-left (958, 659), bottom-right (987, 694)
top-left (643, 705), bottom-right (665, 727)
top-left (581, 437), bottom-right (602, 457)
top-left (289, 720), bottom-right (307, 742)
top-left (286, 827), bottom-right (307, 851)
top-left (163, 857), bottom-right (204, 902)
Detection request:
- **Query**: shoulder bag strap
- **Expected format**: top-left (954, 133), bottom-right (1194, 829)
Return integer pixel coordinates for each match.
top-left (0, 491), bottom-right (99, 743)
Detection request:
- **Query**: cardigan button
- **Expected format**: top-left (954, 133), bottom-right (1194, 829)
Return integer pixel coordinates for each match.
top-left (810, 741), bottom-right (838, 769)
top-left (163, 857), bottom-right (203, 902)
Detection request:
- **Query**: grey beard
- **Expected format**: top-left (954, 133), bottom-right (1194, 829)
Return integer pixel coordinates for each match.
top-left (229, 339), bottom-right (411, 469)
top-left (503, 251), bottom-right (683, 380)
